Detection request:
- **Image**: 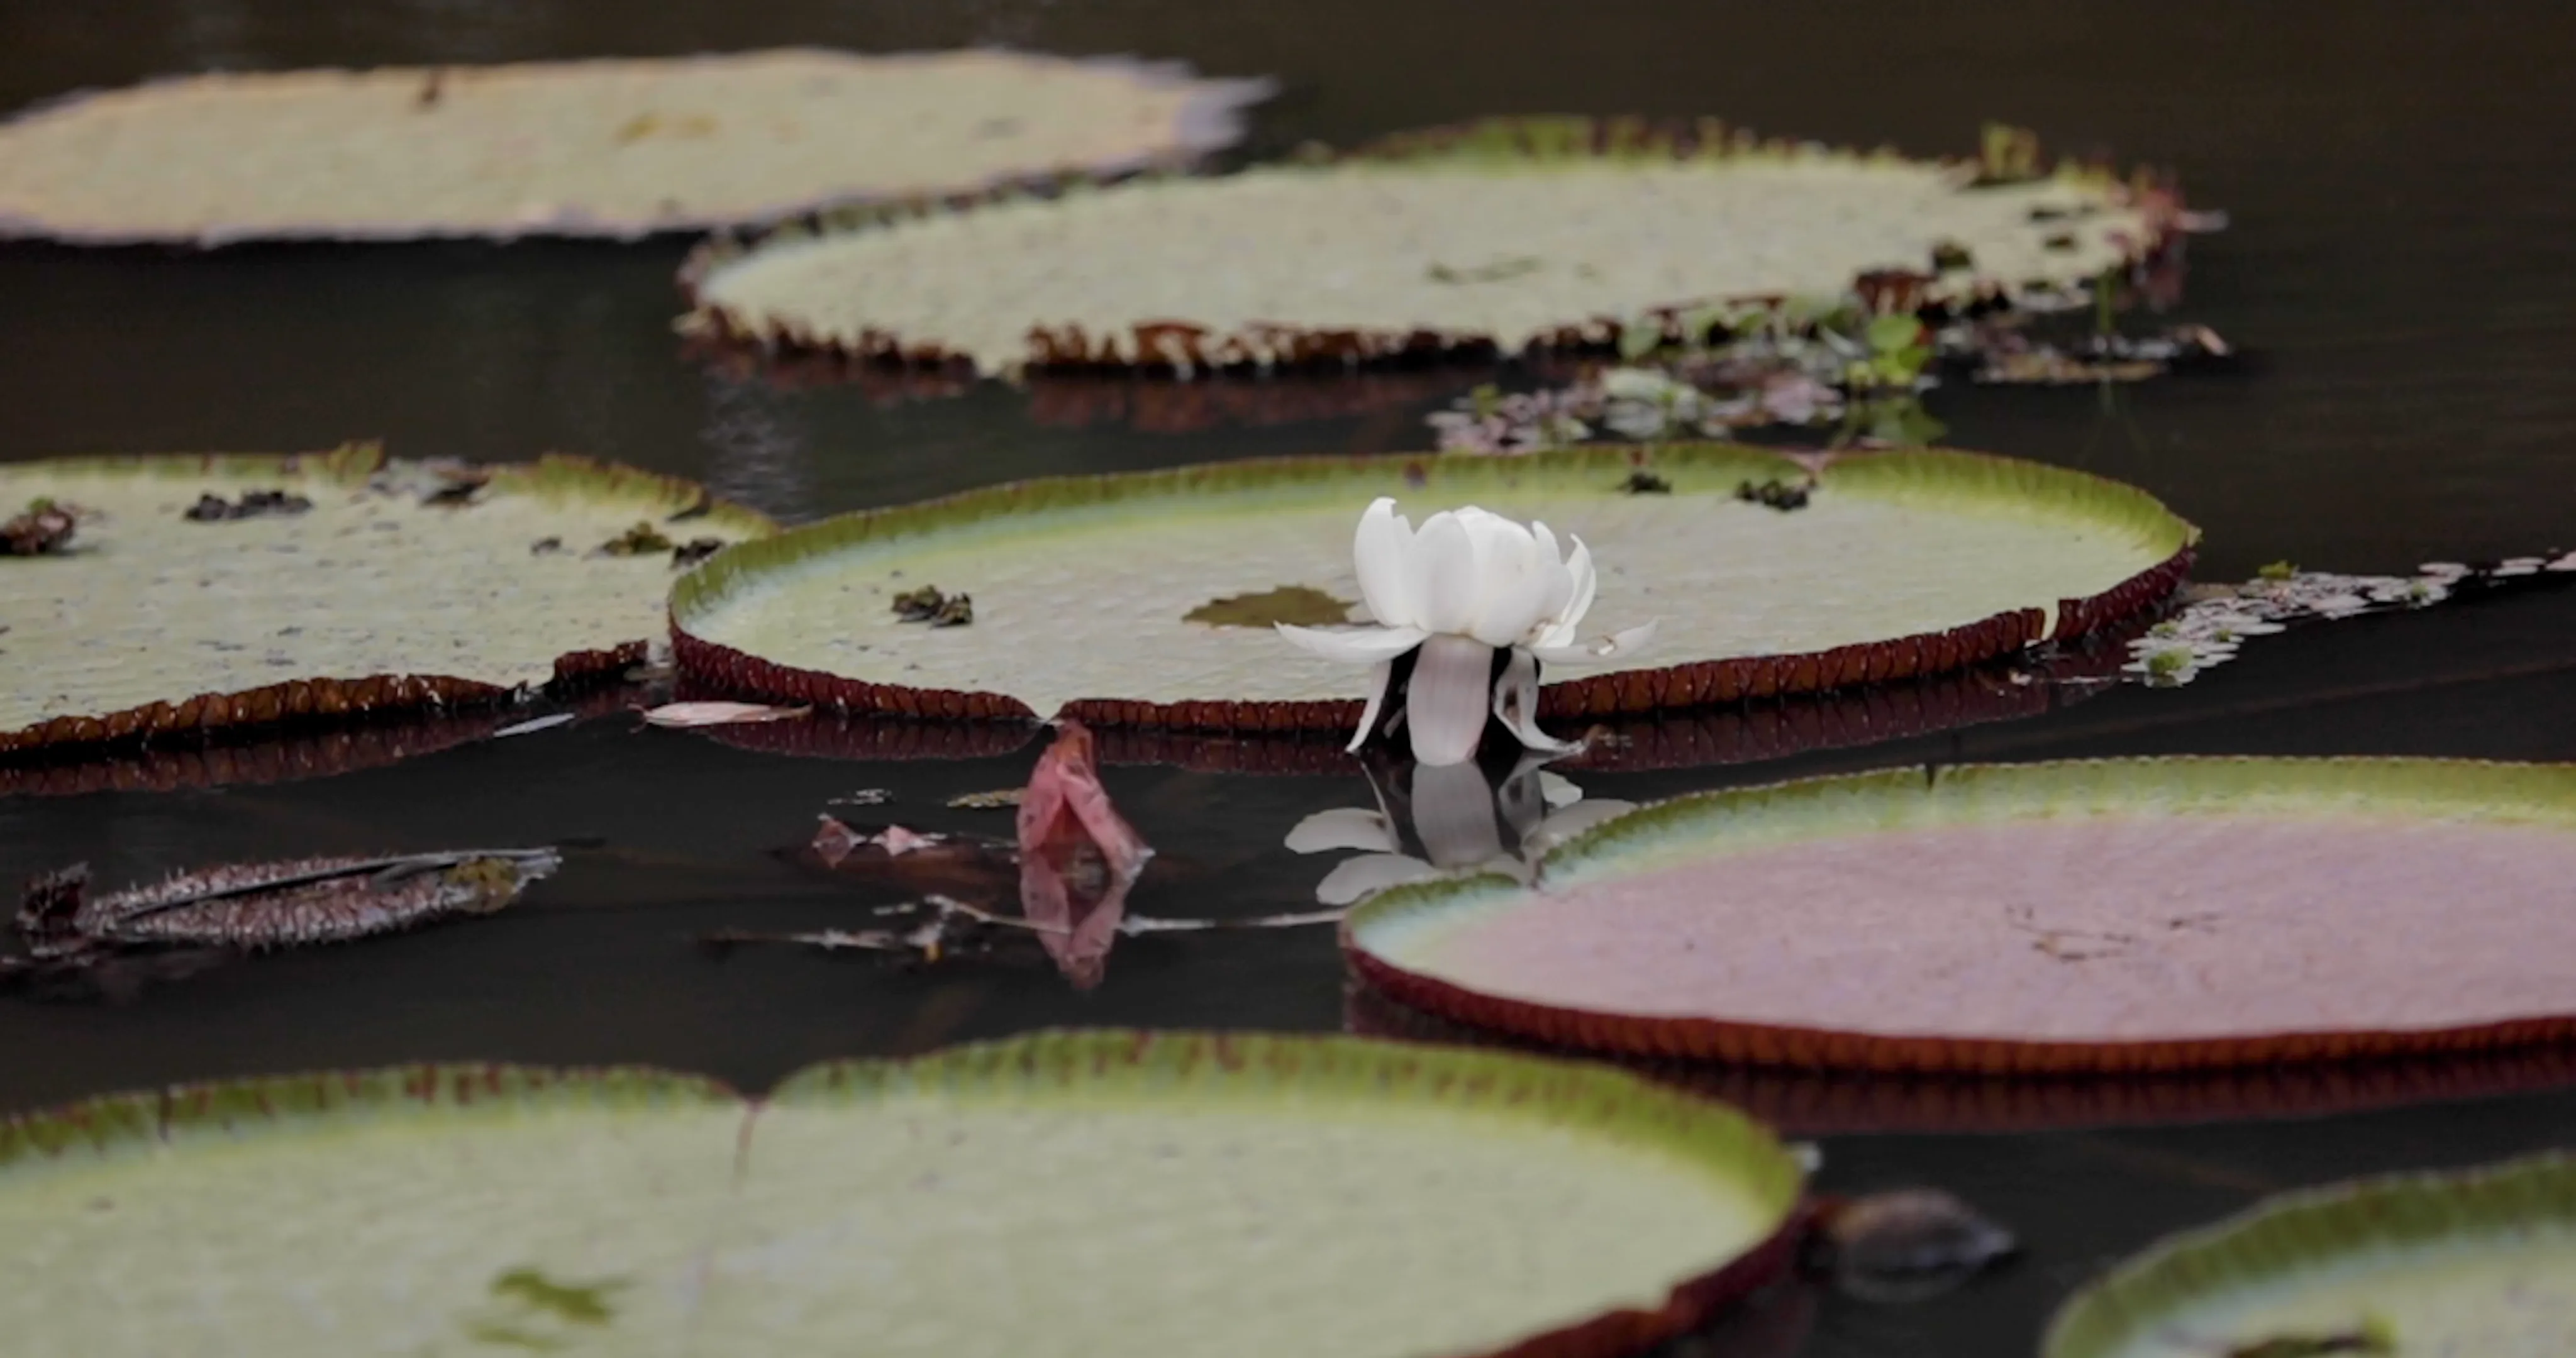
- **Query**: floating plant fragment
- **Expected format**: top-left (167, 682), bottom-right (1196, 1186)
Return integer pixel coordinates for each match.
top-left (1344, 758), bottom-right (2576, 1073)
top-left (2119, 553), bottom-right (2568, 686)
top-left (0, 444), bottom-right (771, 756)
top-left (682, 117), bottom-right (2189, 378)
top-left (670, 444), bottom-right (2194, 734)
top-left (0, 51), bottom-right (1272, 245)
top-left (2043, 1151), bottom-right (2576, 1358)
top-left (0, 1034), bottom-right (1804, 1357)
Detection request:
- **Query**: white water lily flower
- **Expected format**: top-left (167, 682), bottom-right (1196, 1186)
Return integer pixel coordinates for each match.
top-left (1275, 498), bottom-right (1657, 766)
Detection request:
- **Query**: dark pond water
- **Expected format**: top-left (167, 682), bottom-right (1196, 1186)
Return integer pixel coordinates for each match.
top-left (4, 2), bottom-right (2574, 1353)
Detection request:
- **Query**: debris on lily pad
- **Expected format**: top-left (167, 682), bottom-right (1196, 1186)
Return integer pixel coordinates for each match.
top-left (0, 1034), bottom-right (1806, 1357)
top-left (0, 51), bottom-right (1274, 245)
top-left (670, 443), bottom-right (2194, 731)
top-left (182, 488), bottom-right (312, 521)
top-left (682, 116), bottom-right (2192, 378)
top-left (0, 499), bottom-right (77, 555)
top-left (1345, 757), bottom-right (2576, 1073)
top-left (0, 443), bottom-right (772, 756)
top-left (2043, 1151), bottom-right (2576, 1358)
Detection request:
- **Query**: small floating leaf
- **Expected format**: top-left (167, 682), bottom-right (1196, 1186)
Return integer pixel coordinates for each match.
top-left (1182, 584), bottom-right (1357, 629)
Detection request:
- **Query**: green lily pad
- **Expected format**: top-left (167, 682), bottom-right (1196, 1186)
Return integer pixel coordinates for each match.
top-left (2044, 1151), bottom-right (2576, 1357)
top-left (680, 116), bottom-right (2186, 377)
top-left (0, 444), bottom-right (770, 755)
top-left (0, 51), bottom-right (1271, 245)
top-left (669, 443), bottom-right (2194, 730)
top-left (0, 1032), bottom-right (1805, 1358)
top-left (1344, 758), bottom-right (2576, 1073)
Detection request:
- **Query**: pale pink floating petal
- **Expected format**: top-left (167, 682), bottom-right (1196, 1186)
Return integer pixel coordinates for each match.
top-left (641, 700), bottom-right (811, 728)
top-left (1016, 720), bottom-right (1155, 989)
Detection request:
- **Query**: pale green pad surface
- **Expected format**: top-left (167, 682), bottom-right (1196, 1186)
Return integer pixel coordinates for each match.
top-left (677, 450), bottom-right (2187, 715)
top-left (0, 51), bottom-right (1265, 243)
top-left (0, 1039), bottom-right (1798, 1357)
top-left (2048, 1154), bottom-right (2576, 1358)
top-left (694, 156), bottom-right (2148, 375)
top-left (0, 455), bottom-right (760, 736)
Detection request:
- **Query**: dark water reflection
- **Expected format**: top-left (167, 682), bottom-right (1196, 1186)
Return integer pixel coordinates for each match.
top-left (4, 2), bottom-right (2575, 1354)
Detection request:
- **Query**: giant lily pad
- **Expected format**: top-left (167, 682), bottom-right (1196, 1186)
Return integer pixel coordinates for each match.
top-left (0, 50), bottom-right (1271, 245)
top-left (1345, 758), bottom-right (2576, 1073)
top-left (680, 116), bottom-right (2187, 377)
top-left (2044, 1151), bottom-right (2576, 1357)
top-left (0, 444), bottom-right (770, 754)
top-left (0, 1032), bottom-right (1806, 1357)
top-left (670, 444), bottom-right (2195, 731)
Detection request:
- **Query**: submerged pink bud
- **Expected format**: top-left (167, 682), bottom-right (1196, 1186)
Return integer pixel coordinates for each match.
top-left (1016, 720), bottom-right (1154, 988)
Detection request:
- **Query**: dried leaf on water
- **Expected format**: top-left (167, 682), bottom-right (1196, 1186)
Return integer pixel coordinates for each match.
top-left (11, 847), bottom-right (560, 961)
top-left (946, 788), bottom-right (1022, 810)
top-left (639, 701), bottom-right (811, 729)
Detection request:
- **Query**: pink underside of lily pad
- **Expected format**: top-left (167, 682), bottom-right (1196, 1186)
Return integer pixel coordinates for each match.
top-left (1416, 817), bottom-right (2576, 1044)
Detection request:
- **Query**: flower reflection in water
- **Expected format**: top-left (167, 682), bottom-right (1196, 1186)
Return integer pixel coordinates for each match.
top-left (1287, 748), bottom-right (1636, 906)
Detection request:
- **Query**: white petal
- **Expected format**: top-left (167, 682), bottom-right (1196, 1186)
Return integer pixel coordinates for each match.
top-left (1530, 521), bottom-right (1577, 628)
top-left (1536, 770), bottom-right (1584, 809)
top-left (1411, 512), bottom-right (1481, 636)
top-left (1275, 622), bottom-right (1429, 666)
top-left (1344, 658), bottom-right (1395, 754)
top-left (1530, 618), bottom-right (1658, 666)
top-left (1533, 536), bottom-right (1599, 651)
top-left (1353, 497), bottom-right (1419, 628)
top-left (1284, 807), bottom-right (1401, 854)
top-left (1405, 632), bottom-right (1497, 766)
top-left (1492, 646), bottom-right (1579, 756)
top-left (1469, 533), bottom-right (1562, 646)
top-left (1314, 853), bottom-right (1443, 906)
